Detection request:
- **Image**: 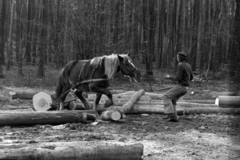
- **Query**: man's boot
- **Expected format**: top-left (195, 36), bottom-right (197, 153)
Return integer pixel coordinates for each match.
top-left (167, 113), bottom-right (179, 122)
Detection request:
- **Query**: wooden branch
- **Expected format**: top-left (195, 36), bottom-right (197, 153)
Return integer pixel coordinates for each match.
top-left (0, 142), bottom-right (143, 160)
top-left (216, 96), bottom-right (240, 108)
top-left (0, 110), bottom-right (97, 126)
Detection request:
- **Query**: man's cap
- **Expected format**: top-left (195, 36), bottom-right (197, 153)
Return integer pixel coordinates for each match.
top-left (178, 52), bottom-right (187, 57)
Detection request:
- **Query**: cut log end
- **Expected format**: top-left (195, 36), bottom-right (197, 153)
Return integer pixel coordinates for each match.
top-left (101, 110), bottom-right (121, 121)
top-left (33, 92), bottom-right (52, 111)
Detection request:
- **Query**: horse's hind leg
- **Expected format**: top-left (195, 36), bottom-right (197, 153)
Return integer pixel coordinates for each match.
top-left (75, 90), bottom-right (91, 110)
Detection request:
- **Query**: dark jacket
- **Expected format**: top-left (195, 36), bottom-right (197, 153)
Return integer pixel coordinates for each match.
top-left (170, 61), bottom-right (193, 86)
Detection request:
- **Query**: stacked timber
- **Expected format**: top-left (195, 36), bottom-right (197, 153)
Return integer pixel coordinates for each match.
top-left (92, 90), bottom-right (240, 116)
top-left (6, 89), bottom-right (240, 118)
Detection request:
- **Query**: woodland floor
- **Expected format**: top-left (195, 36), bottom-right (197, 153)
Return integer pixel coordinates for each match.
top-left (0, 65), bottom-right (240, 160)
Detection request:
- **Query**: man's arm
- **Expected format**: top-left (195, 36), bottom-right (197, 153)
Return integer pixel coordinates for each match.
top-left (167, 65), bottom-right (183, 81)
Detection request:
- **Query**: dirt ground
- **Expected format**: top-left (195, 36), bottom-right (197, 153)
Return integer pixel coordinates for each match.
top-left (0, 73), bottom-right (240, 159)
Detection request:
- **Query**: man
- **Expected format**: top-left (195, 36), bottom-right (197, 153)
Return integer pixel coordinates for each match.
top-left (163, 52), bottom-right (193, 122)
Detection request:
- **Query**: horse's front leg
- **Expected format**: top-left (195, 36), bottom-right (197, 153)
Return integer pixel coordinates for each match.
top-left (89, 84), bottom-right (114, 109)
top-left (75, 90), bottom-right (91, 110)
top-left (92, 93), bottom-right (102, 111)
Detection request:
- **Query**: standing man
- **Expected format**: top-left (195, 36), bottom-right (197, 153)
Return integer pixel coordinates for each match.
top-left (163, 52), bottom-right (193, 122)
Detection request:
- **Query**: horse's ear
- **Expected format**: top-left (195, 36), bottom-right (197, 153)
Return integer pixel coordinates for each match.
top-left (118, 55), bottom-right (124, 62)
top-left (127, 52), bottom-right (130, 57)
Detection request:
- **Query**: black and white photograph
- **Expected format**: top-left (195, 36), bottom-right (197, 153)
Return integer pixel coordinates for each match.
top-left (0, 0), bottom-right (240, 159)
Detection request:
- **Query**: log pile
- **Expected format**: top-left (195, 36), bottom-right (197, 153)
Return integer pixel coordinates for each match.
top-left (87, 90), bottom-right (240, 116)
top-left (5, 89), bottom-right (240, 124)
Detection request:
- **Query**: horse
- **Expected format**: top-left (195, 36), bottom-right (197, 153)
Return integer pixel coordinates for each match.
top-left (55, 53), bottom-right (141, 111)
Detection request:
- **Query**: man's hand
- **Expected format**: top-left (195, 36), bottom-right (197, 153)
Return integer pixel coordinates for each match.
top-left (165, 74), bottom-right (174, 81)
top-left (165, 74), bottom-right (171, 79)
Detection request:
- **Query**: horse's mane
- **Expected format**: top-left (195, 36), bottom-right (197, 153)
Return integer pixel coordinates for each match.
top-left (103, 54), bottom-right (119, 79)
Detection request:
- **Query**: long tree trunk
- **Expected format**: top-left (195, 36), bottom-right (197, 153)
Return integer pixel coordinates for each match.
top-left (0, 0), bottom-right (6, 66)
top-left (16, 0), bottom-right (24, 76)
top-left (37, 0), bottom-right (47, 77)
top-left (229, 0), bottom-right (240, 83)
top-left (25, 0), bottom-right (33, 65)
top-left (0, 0), bottom-right (6, 78)
top-left (142, 0), bottom-right (148, 65)
top-left (6, 0), bottom-right (15, 70)
top-left (146, 0), bottom-right (155, 75)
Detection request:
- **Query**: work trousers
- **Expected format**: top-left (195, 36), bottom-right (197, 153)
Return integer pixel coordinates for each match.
top-left (163, 85), bottom-right (189, 115)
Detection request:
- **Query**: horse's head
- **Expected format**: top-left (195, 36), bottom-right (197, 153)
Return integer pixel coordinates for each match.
top-left (118, 54), bottom-right (141, 82)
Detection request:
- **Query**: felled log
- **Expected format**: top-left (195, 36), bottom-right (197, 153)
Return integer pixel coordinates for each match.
top-left (181, 99), bottom-right (215, 104)
top-left (87, 94), bottom-right (151, 102)
top-left (98, 104), bottom-right (240, 115)
top-left (10, 90), bottom-right (39, 100)
top-left (0, 141), bottom-right (143, 160)
top-left (216, 96), bottom-right (240, 108)
top-left (129, 105), bottom-right (184, 114)
top-left (184, 90), bottom-right (238, 100)
top-left (100, 110), bottom-right (122, 121)
top-left (98, 100), bottom-right (216, 107)
top-left (177, 102), bottom-right (218, 108)
top-left (0, 110), bottom-right (97, 126)
top-left (182, 107), bottom-right (240, 115)
top-left (116, 89), bottom-right (145, 114)
top-left (98, 89), bottom-right (145, 120)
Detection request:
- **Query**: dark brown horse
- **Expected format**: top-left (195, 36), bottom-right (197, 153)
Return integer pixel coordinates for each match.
top-left (55, 53), bottom-right (141, 111)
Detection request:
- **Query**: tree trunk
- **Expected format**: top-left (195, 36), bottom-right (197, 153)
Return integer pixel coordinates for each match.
top-left (0, 111), bottom-right (91, 126)
top-left (142, 0), bottom-right (148, 64)
top-left (6, 0), bottom-right (15, 70)
top-left (37, 0), bottom-right (47, 77)
top-left (25, 0), bottom-right (33, 65)
top-left (216, 96), bottom-right (240, 108)
top-left (0, 0), bottom-right (6, 66)
top-left (16, 0), bottom-right (24, 76)
top-left (146, 0), bottom-right (155, 75)
top-left (0, 142), bottom-right (143, 160)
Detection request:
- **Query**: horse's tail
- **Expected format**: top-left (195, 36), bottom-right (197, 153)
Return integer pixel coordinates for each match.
top-left (55, 68), bottom-right (65, 99)
top-left (55, 61), bottom-right (77, 100)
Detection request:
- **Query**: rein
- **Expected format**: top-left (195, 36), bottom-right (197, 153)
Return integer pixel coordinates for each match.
top-left (120, 62), bottom-right (136, 75)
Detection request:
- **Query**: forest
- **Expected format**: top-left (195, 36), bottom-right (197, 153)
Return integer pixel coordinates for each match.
top-left (0, 0), bottom-right (240, 83)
